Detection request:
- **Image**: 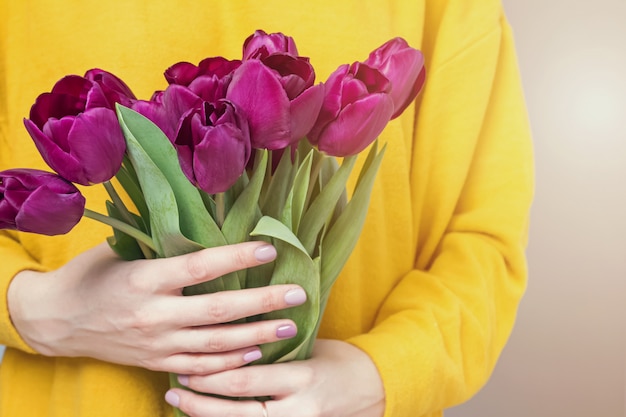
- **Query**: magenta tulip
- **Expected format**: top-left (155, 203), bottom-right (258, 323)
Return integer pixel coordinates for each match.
top-left (364, 37), bottom-right (426, 119)
top-left (85, 68), bottom-right (137, 108)
top-left (23, 71), bottom-right (132, 185)
top-left (226, 57), bottom-right (324, 150)
top-left (132, 84), bottom-right (202, 141)
top-left (174, 100), bottom-right (251, 194)
top-left (0, 169), bottom-right (85, 235)
top-left (242, 30), bottom-right (299, 60)
top-left (308, 62), bottom-right (394, 156)
top-left (164, 57), bottom-right (241, 87)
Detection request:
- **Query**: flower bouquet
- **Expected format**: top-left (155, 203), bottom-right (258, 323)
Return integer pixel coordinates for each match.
top-left (0, 30), bottom-right (424, 414)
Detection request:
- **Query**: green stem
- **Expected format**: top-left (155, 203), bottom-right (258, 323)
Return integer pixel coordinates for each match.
top-left (103, 181), bottom-right (154, 259)
top-left (215, 192), bottom-right (225, 228)
top-left (83, 208), bottom-right (157, 252)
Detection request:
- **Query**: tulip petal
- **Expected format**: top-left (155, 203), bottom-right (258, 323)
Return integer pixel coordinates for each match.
top-left (67, 108), bottom-right (126, 184)
top-left (227, 60), bottom-right (291, 149)
top-left (192, 124), bottom-right (249, 194)
top-left (317, 93), bottom-right (394, 156)
top-left (15, 186), bottom-right (85, 235)
top-left (289, 83), bottom-right (324, 142)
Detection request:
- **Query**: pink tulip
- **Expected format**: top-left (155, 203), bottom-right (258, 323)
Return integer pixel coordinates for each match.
top-left (226, 57), bottom-right (324, 150)
top-left (308, 62), bottom-right (394, 156)
top-left (364, 37), bottom-right (426, 119)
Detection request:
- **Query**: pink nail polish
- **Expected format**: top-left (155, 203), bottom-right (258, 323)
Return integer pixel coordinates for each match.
top-left (254, 245), bottom-right (277, 262)
top-left (243, 349), bottom-right (263, 363)
top-left (284, 288), bottom-right (307, 305)
top-left (177, 375), bottom-right (189, 387)
top-left (276, 324), bottom-right (297, 339)
top-left (165, 390), bottom-right (180, 407)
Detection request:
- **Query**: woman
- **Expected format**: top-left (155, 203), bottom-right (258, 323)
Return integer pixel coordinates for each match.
top-left (0, 0), bottom-right (533, 416)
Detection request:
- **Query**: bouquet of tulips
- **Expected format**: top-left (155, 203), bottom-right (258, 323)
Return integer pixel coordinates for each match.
top-left (0, 30), bottom-right (425, 413)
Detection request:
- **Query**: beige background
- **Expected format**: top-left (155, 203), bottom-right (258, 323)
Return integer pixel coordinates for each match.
top-left (448, 0), bottom-right (626, 416)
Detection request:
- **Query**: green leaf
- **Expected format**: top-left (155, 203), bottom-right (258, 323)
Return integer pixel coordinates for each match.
top-left (115, 156), bottom-right (150, 229)
top-left (222, 151), bottom-right (268, 244)
top-left (250, 216), bottom-right (320, 363)
top-left (260, 149), bottom-right (297, 219)
top-left (105, 201), bottom-right (146, 261)
top-left (297, 154), bottom-right (357, 255)
top-left (116, 105), bottom-right (226, 250)
top-left (319, 143), bottom-right (386, 296)
top-left (280, 150), bottom-right (313, 234)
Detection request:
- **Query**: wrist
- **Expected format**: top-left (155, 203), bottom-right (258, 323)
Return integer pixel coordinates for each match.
top-left (7, 269), bottom-right (66, 356)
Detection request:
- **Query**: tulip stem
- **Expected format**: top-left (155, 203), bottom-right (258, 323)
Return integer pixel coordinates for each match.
top-left (102, 181), bottom-right (154, 259)
top-left (83, 208), bottom-right (157, 253)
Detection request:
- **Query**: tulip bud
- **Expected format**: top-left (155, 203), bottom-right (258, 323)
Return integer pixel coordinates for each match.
top-left (164, 57), bottom-right (241, 87)
top-left (242, 30), bottom-right (299, 60)
top-left (308, 62), bottom-right (394, 156)
top-left (23, 71), bottom-right (131, 185)
top-left (174, 100), bottom-right (251, 194)
top-left (0, 169), bottom-right (85, 235)
top-left (364, 37), bottom-right (426, 119)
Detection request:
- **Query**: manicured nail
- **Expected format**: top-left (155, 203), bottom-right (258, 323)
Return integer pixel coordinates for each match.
top-left (177, 375), bottom-right (189, 387)
top-left (243, 349), bottom-right (263, 363)
top-left (284, 288), bottom-right (307, 306)
top-left (165, 390), bottom-right (180, 407)
top-left (254, 245), bottom-right (277, 262)
top-left (276, 324), bottom-right (297, 339)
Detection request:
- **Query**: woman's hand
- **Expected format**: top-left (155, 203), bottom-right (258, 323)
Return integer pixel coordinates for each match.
top-left (165, 339), bottom-right (386, 417)
top-left (7, 242), bottom-right (306, 375)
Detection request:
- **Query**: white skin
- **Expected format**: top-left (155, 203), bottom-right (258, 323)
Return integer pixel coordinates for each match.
top-left (8, 242), bottom-right (385, 417)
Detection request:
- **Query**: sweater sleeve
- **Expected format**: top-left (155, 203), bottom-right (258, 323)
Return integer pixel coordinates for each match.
top-left (347, 6), bottom-right (534, 417)
top-left (0, 232), bottom-right (43, 352)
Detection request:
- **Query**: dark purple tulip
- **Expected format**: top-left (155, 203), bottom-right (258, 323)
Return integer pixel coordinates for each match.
top-left (226, 57), bottom-right (324, 150)
top-left (364, 38), bottom-right (426, 119)
top-left (174, 100), bottom-right (251, 194)
top-left (308, 62), bottom-right (394, 156)
top-left (164, 57), bottom-right (241, 86)
top-left (85, 68), bottom-right (137, 108)
top-left (132, 84), bottom-right (202, 141)
top-left (23, 72), bottom-right (130, 185)
top-left (0, 169), bottom-right (85, 236)
top-left (242, 30), bottom-right (299, 60)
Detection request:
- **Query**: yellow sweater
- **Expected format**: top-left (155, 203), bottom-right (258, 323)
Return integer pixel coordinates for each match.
top-left (0, 1), bottom-right (533, 416)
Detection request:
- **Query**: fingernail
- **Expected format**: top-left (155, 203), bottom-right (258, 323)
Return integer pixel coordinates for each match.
top-left (177, 375), bottom-right (189, 387)
top-left (243, 349), bottom-right (263, 363)
top-left (254, 245), bottom-right (277, 262)
top-left (276, 324), bottom-right (297, 339)
top-left (284, 288), bottom-right (307, 306)
top-left (165, 390), bottom-right (180, 407)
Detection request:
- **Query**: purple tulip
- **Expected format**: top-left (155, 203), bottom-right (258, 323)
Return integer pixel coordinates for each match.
top-left (164, 57), bottom-right (241, 87)
top-left (242, 30), bottom-right (299, 60)
top-left (364, 38), bottom-right (426, 119)
top-left (226, 56), bottom-right (324, 150)
top-left (23, 72), bottom-right (131, 185)
top-left (85, 68), bottom-right (137, 108)
top-left (132, 84), bottom-right (202, 141)
top-left (0, 169), bottom-right (85, 235)
top-left (174, 100), bottom-right (251, 194)
top-left (308, 62), bottom-right (394, 156)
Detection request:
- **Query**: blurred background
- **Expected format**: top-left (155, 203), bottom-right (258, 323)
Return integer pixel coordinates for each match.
top-left (448, 0), bottom-right (626, 416)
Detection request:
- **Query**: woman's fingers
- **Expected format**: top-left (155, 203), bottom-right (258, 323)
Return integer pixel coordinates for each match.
top-left (151, 241), bottom-right (277, 292)
top-left (169, 285), bottom-right (307, 327)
